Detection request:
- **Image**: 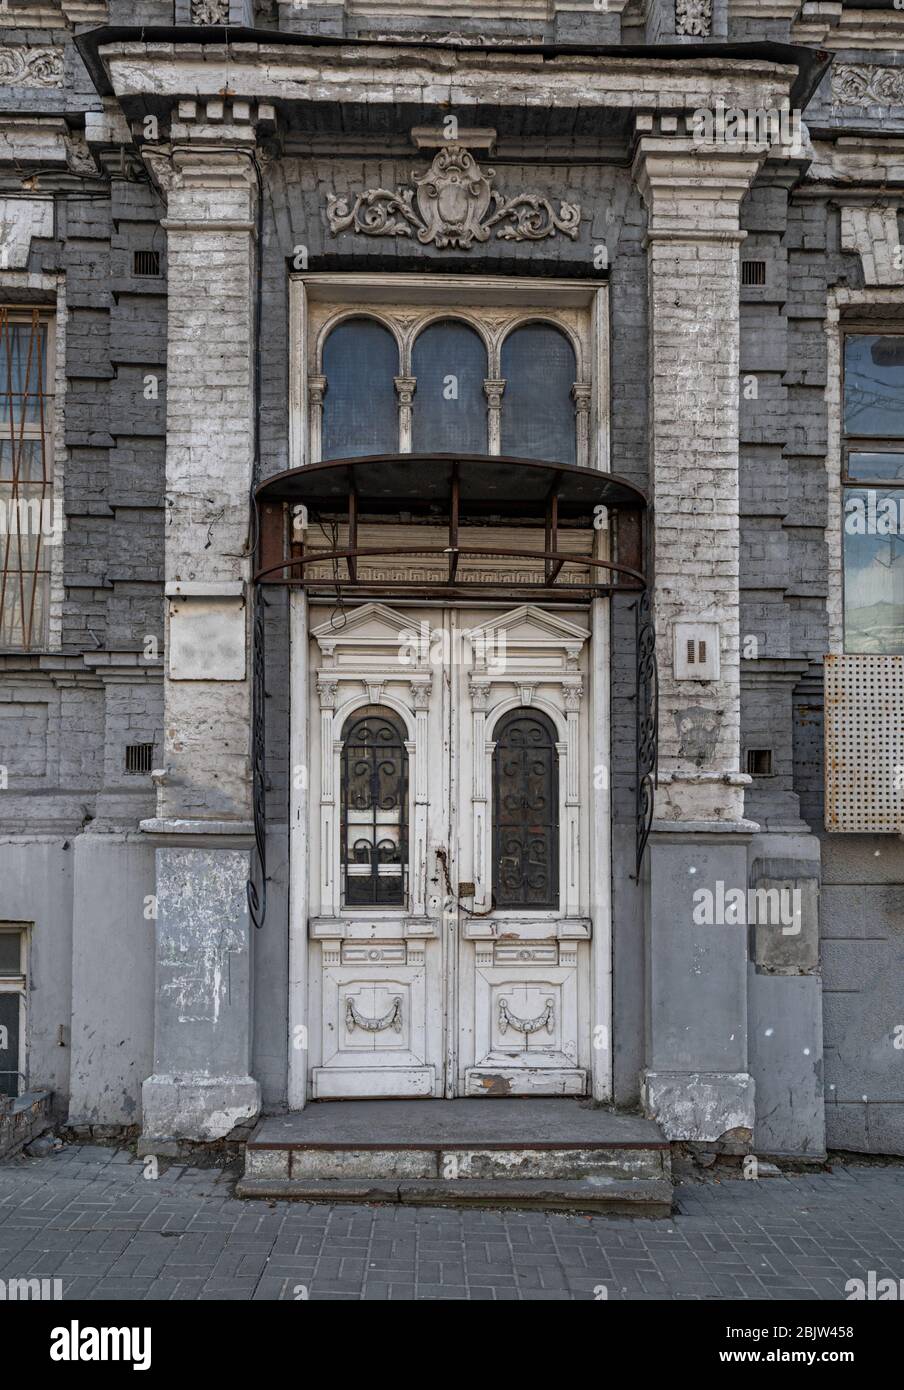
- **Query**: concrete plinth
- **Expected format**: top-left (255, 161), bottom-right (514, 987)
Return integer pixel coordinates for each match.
top-left (140, 844), bottom-right (260, 1148)
top-left (643, 826), bottom-right (755, 1142)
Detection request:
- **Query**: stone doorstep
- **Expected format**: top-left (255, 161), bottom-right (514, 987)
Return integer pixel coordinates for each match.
top-left (246, 1145), bottom-right (670, 1182)
top-left (240, 1100), bottom-right (672, 1211)
top-left (234, 1175), bottom-right (674, 1217)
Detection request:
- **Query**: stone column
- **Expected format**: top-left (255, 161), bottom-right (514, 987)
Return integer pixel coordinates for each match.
top-left (633, 133), bottom-right (764, 1142)
top-left (138, 105), bottom-right (265, 1149)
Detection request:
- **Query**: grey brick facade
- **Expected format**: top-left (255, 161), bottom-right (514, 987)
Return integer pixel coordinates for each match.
top-left (0, 0), bottom-right (901, 1163)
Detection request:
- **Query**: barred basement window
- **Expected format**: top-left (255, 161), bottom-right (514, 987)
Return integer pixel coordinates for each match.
top-left (124, 743), bottom-right (154, 775)
top-left (742, 260), bottom-right (767, 287)
top-left (133, 249), bottom-right (161, 278)
top-left (746, 749), bottom-right (774, 777)
top-left (0, 309), bottom-right (54, 651)
top-left (0, 926), bottom-right (27, 1098)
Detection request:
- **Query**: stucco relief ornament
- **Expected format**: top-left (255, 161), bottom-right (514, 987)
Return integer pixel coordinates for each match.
top-left (326, 143), bottom-right (580, 251)
top-left (0, 47), bottom-right (64, 88)
top-left (675, 0), bottom-right (712, 37)
top-left (833, 65), bottom-right (904, 108)
top-left (191, 0), bottom-right (229, 21)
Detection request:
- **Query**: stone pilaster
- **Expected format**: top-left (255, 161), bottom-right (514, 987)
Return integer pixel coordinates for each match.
top-left (138, 107), bottom-right (266, 1148)
top-left (633, 132), bottom-right (766, 1143)
top-left (634, 134), bottom-right (766, 824)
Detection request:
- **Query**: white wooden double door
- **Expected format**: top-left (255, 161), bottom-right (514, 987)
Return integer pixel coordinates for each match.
top-left (305, 600), bottom-right (599, 1099)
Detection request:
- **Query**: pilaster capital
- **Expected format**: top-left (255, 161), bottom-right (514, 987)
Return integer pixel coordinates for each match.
top-left (632, 136), bottom-right (766, 239)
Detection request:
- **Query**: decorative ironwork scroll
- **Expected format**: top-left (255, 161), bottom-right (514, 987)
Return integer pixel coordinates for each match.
top-left (635, 588), bottom-right (658, 878)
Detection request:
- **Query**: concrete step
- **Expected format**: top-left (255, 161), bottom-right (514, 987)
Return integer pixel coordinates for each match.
top-left (240, 1100), bottom-right (672, 1214)
top-left (234, 1175), bottom-right (674, 1216)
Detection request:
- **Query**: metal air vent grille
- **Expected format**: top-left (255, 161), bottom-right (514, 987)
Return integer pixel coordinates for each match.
top-left (825, 654), bottom-right (904, 832)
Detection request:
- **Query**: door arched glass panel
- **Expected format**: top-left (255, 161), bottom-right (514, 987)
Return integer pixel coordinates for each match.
top-left (492, 708), bottom-right (559, 910)
top-left (500, 322), bottom-right (576, 466)
top-left (411, 318), bottom-right (488, 454)
top-left (341, 708), bottom-right (408, 907)
top-left (321, 317), bottom-right (399, 459)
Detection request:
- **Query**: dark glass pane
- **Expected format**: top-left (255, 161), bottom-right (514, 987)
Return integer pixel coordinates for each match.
top-left (492, 709), bottom-right (559, 909)
top-left (322, 318), bottom-right (399, 460)
top-left (0, 934), bottom-right (20, 975)
top-left (844, 335), bottom-right (904, 438)
top-left (847, 451), bottom-right (904, 481)
top-left (411, 319), bottom-right (487, 453)
top-left (0, 992), bottom-right (20, 1096)
top-left (342, 710), bottom-right (407, 906)
top-left (843, 486), bottom-right (904, 653)
top-left (0, 319), bottom-right (48, 426)
top-left (501, 323), bottom-right (576, 466)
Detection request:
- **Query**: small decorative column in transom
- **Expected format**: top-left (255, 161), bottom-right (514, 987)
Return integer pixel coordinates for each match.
top-left (483, 379), bottom-right (506, 454)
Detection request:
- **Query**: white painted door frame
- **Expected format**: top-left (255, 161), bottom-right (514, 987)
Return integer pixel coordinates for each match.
top-left (287, 593), bottom-right (612, 1106)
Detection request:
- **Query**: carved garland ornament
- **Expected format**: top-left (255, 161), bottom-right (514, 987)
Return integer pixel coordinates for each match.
top-left (0, 47), bottom-right (64, 88)
top-left (326, 143), bottom-right (581, 251)
top-left (675, 0), bottom-right (712, 37)
top-left (345, 996), bottom-right (403, 1034)
top-left (832, 65), bottom-right (904, 109)
top-left (498, 997), bottom-right (555, 1037)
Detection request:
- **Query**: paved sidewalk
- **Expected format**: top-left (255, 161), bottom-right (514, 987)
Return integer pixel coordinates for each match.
top-left (0, 1145), bottom-right (903, 1300)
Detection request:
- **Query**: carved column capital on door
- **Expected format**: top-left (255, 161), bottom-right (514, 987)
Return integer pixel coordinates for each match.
top-left (563, 679), bottom-right (584, 712)
top-left (316, 676), bottom-right (338, 709)
top-left (469, 677), bottom-right (491, 710)
top-left (410, 676), bottom-right (433, 711)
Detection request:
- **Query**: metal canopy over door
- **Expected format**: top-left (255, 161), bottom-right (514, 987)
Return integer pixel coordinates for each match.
top-left (306, 601), bottom-right (594, 1099)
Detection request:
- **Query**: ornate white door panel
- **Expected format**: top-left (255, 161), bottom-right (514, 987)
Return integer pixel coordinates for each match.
top-left (452, 606), bottom-right (592, 1097)
top-left (305, 601), bottom-right (595, 1099)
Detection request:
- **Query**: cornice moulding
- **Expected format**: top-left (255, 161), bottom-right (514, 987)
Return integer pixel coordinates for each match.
top-left (97, 41), bottom-right (800, 116)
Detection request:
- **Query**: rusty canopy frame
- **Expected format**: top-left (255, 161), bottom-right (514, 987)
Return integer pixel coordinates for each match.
top-left (253, 453), bottom-right (648, 601)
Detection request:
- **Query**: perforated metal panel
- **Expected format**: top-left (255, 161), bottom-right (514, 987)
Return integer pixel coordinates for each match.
top-left (824, 655), bottom-right (904, 832)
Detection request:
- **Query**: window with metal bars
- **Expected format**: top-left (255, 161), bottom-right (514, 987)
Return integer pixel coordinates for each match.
top-left (0, 309), bottom-right (53, 651)
top-left (340, 708), bottom-right (408, 907)
top-left (492, 709), bottom-right (559, 910)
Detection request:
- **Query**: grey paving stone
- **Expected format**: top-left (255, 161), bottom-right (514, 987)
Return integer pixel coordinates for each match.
top-left (1, 1146), bottom-right (903, 1302)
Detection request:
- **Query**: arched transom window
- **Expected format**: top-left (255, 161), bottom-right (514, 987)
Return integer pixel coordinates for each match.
top-left (313, 308), bottom-right (588, 468)
top-left (341, 707), bottom-right (408, 907)
top-left (492, 708), bottom-right (560, 910)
